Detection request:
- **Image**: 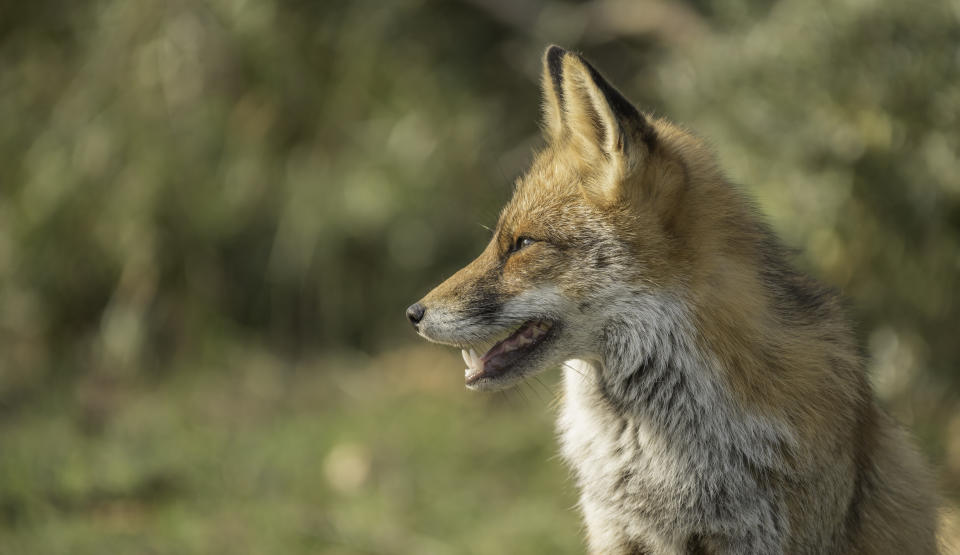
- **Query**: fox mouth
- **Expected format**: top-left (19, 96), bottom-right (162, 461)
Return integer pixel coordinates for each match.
top-left (461, 320), bottom-right (554, 386)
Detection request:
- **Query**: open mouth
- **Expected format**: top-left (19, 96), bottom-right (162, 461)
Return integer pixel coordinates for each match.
top-left (461, 320), bottom-right (554, 385)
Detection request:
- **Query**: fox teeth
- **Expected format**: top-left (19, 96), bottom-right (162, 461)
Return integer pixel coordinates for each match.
top-left (463, 348), bottom-right (483, 379)
top-left (462, 348), bottom-right (482, 372)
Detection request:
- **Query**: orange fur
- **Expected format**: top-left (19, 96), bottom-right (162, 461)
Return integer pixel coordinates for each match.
top-left (410, 46), bottom-right (938, 553)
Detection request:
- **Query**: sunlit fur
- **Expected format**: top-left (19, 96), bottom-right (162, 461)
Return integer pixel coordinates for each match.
top-left (413, 46), bottom-right (938, 553)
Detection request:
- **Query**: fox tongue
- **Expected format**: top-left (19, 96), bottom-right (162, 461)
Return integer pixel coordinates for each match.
top-left (482, 321), bottom-right (544, 362)
top-left (461, 321), bottom-right (552, 383)
top-left (474, 320), bottom-right (551, 378)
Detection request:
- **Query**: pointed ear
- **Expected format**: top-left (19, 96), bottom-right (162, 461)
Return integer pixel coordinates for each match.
top-left (540, 45), bottom-right (567, 142)
top-left (541, 46), bottom-right (657, 201)
top-left (559, 50), bottom-right (655, 166)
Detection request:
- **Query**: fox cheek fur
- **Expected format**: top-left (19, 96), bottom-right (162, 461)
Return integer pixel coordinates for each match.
top-left (409, 45), bottom-right (939, 554)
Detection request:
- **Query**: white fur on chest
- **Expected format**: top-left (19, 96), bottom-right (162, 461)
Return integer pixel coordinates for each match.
top-left (558, 359), bottom-right (692, 552)
top-left (556, 335), bottom-right (794, 554)
top-left (559, 360), bottom-right (687, 497)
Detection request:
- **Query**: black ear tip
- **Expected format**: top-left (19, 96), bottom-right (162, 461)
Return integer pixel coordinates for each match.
top-left (545, 45), bottom-right (568, 94)
top-left (545, 45), bottom-right (568, 63)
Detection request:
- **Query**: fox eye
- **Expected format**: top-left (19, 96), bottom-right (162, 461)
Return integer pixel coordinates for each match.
top-left (511, 236), bottom-right (536, 253)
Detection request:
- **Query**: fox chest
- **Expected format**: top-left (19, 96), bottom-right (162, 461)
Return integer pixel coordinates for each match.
top-left (556, 362), bottom-right (701, 548)
top-left (556, 360), bottom-right (792, 554)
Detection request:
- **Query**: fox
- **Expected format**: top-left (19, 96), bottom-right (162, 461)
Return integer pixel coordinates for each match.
top-left (405, 46), bottom-right (939, 554)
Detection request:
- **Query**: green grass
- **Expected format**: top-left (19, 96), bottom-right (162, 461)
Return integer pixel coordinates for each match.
top-left (0, 346), bottom-right (582, 554)
top-left (5, 344), bottom-right (956, 554)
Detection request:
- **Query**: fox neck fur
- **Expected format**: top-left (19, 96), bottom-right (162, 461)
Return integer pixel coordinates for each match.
top-left (557, 292), bottom-right (789, 554)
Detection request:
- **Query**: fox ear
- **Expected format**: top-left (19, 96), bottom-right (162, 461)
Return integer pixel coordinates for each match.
top-left (541, 46), bottom-right (656, 201)
top-left (540, 46), bottom-right (566, 142)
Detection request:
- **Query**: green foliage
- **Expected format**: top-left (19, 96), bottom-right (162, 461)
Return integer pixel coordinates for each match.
top-left (1, 0), bottom-right (538, 376)
top-left (0, 348), bottom-right (580, 554)
top-left (2, 0), bottom-right (954, 381)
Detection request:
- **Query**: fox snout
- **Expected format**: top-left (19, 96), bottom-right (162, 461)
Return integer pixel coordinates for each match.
top-left (405, 247), bottom-right (576, 390)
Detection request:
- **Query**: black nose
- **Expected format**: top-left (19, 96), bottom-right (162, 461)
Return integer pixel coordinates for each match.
top-left (406, 302), bottom-right (426, 326)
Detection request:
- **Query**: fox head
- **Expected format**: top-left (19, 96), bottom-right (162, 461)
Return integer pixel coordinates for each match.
top-left (407, 46), bottom-right (726, 391)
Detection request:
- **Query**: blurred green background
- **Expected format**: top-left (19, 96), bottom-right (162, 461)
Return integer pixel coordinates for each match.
top-left (1, 0), bottom-right (958, 553)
